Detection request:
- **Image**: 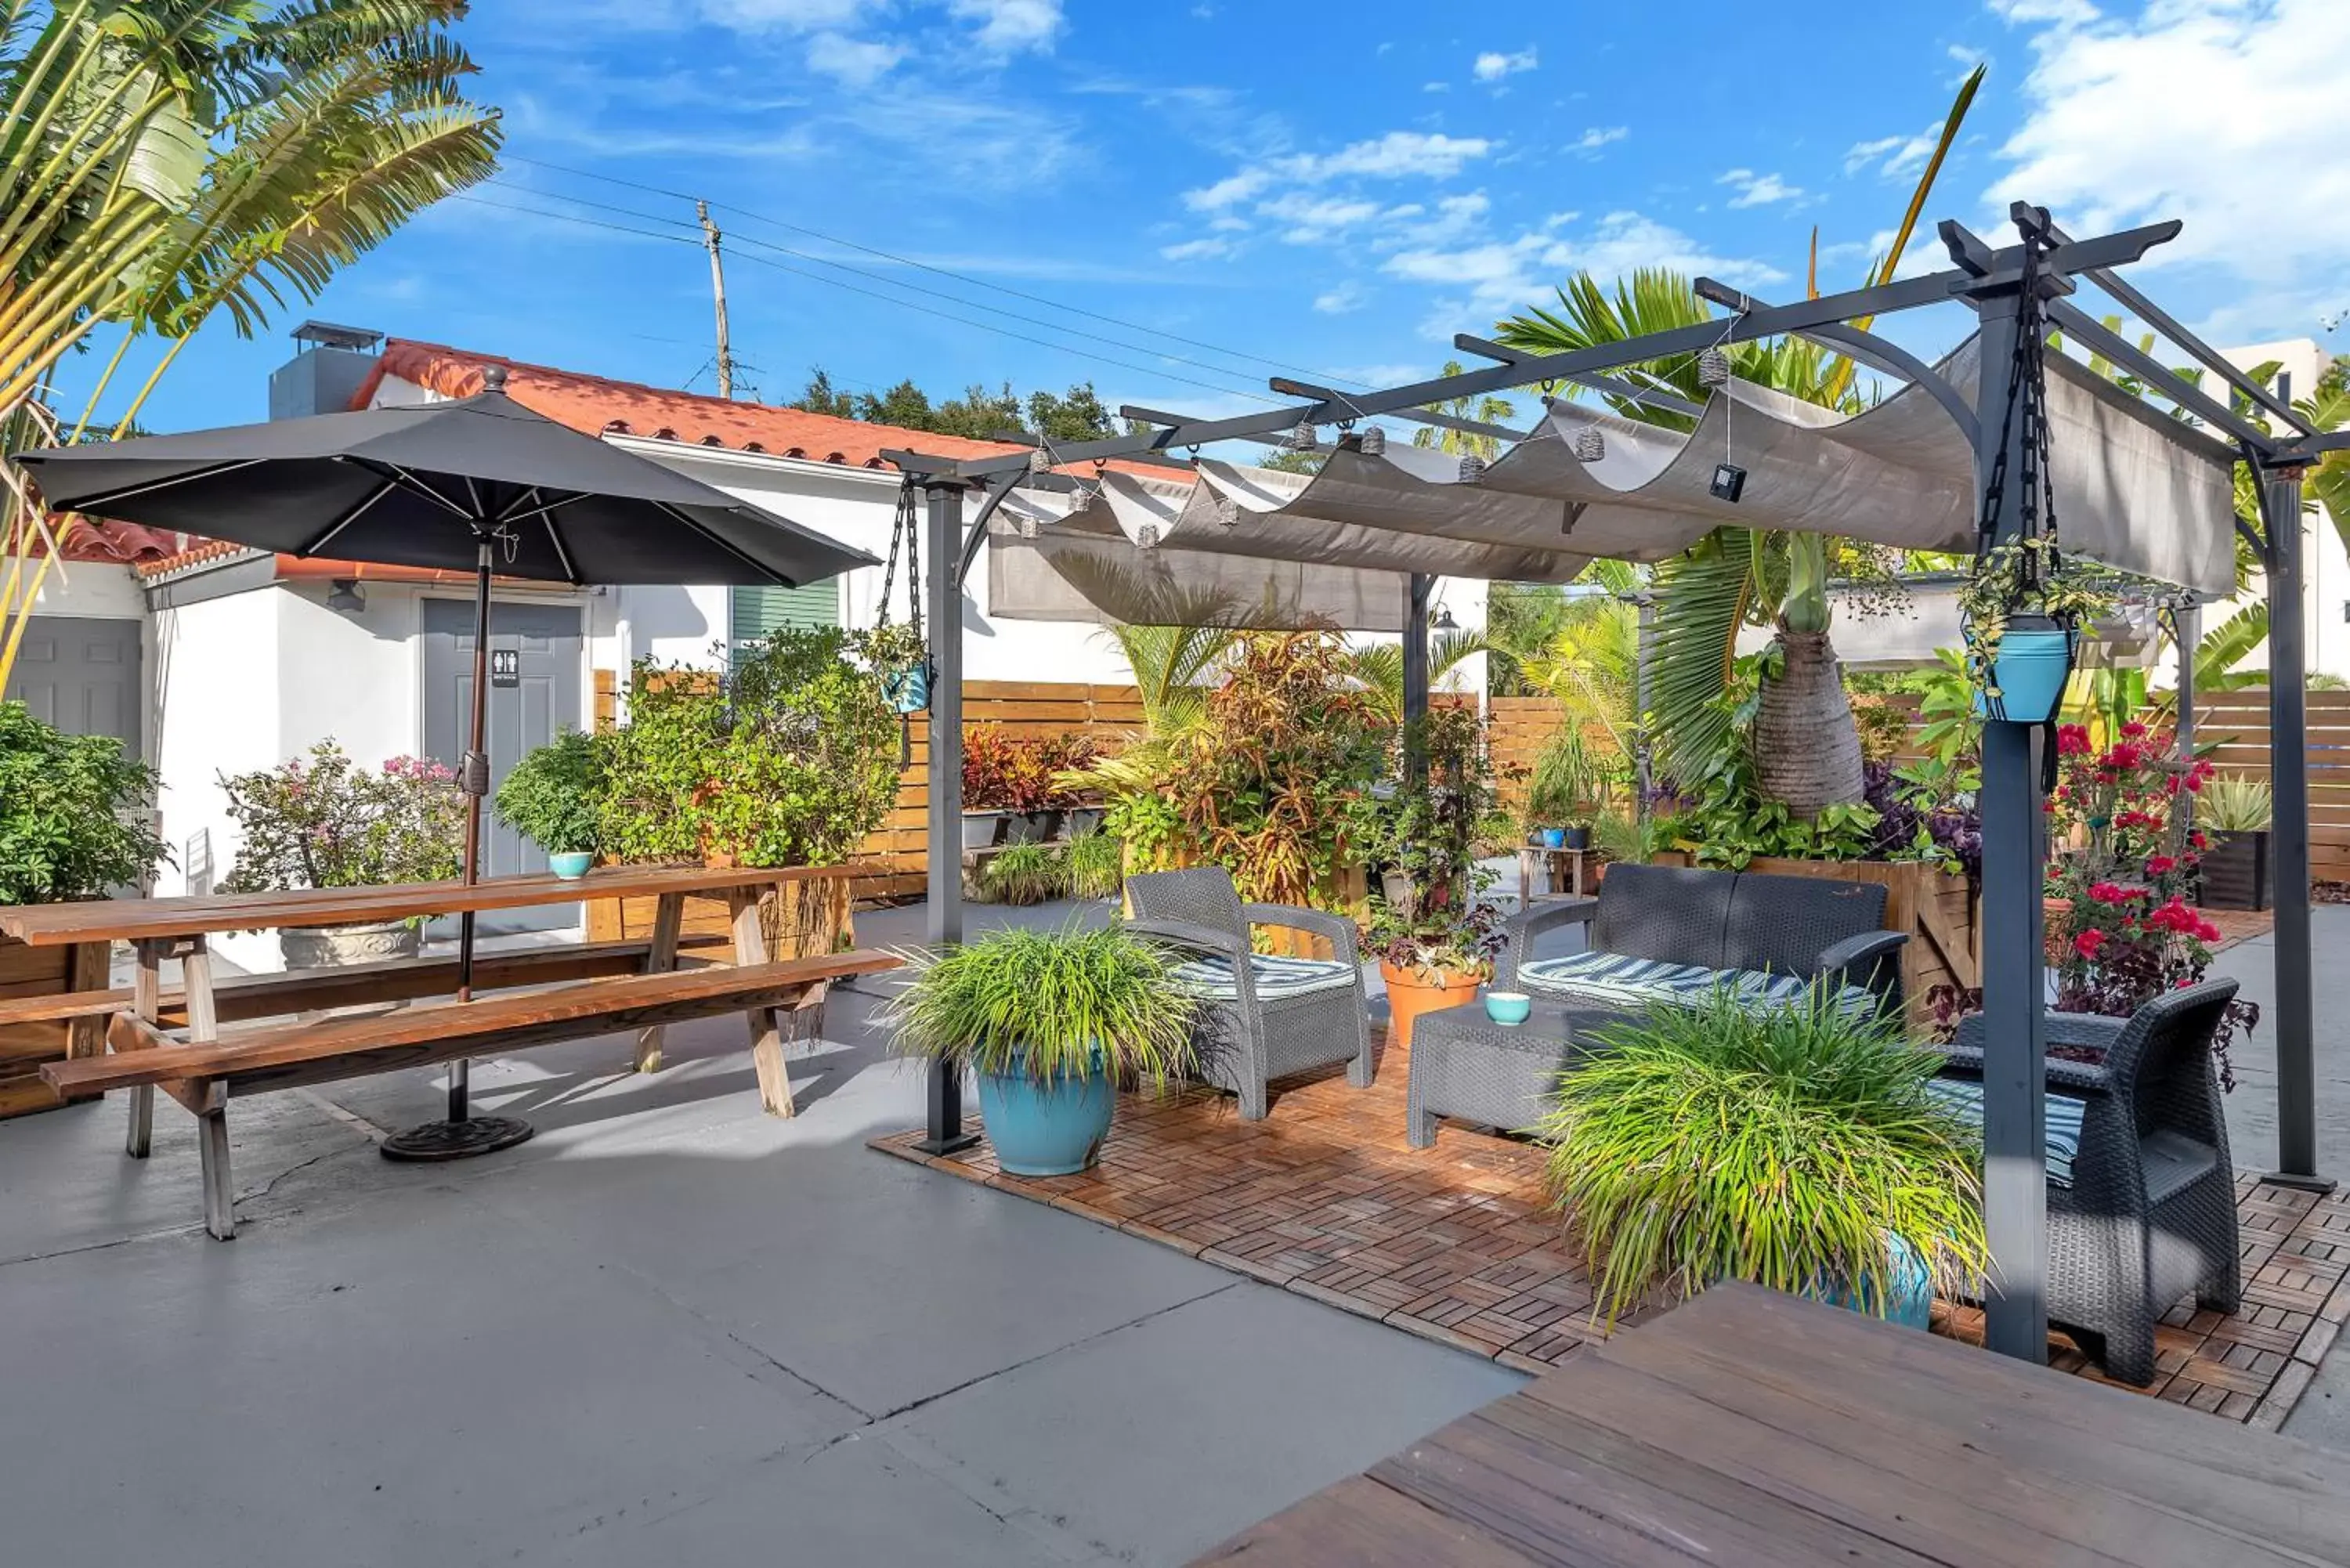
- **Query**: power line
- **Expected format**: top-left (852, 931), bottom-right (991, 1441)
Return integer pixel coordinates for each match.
top-left (481, 176), bottom-right (1295, 396)
top-left (445, 191), bottom-right (1288, 408)
top-left (498, 153), bottom-right (1379, 392)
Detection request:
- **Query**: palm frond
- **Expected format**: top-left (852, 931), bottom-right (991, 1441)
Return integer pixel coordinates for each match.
top-left (1644, 532), bottom-right (1755, 779)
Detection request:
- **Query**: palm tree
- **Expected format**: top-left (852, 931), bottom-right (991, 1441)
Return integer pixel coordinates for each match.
top-left (1488, 65), bottom-right (1983, 815)
top-left (1340, 629), bottom-right (1488, 723)
top-left (1412, 360), bottom-right (1516, 460)
top-left (1, 1), bottom-right (502, 687)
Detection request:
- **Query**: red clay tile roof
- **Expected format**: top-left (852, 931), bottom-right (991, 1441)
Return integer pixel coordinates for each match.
top-left (358, 339), bottom-right (1097, 474)
top-left (34, 518), bottom-right (183, 565)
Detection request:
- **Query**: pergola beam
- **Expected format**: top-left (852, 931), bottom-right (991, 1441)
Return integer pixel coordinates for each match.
top-left (2042, 298), bottom-right (2278, 450)
top-left (1257, 381), bottom-right (1533, 445)
top-left (1451, 335), bottom-right (1708, 421)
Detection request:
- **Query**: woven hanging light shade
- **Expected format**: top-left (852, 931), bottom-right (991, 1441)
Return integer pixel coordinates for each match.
top-left (1697, 347), bottom-right (1731, 388)
top-left (1282, 420), bottom-right (1317, 452)
top-left (1357, 425), bottom-right (1386, 456)
top-left (1026, 447), bottom-right (1050, 472)
top-left (1456, 453), bottom-right (1487, 486)
top-left (1571, 426), bottom-right (1605, 463)
top-left (1065, 486), bottom-right (1090, 514)
top-left (1135, 522), bottom-right (1159, 549)
top-left (1216, 496), bottom-right (1240, 528)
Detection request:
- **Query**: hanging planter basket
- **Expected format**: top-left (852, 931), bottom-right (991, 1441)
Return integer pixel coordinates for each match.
top-left (1970, 612), bottom-right (2079, 724)
top-left (881, 660), bottom-right (931, 714)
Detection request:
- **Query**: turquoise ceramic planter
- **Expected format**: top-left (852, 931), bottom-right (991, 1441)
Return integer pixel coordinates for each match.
top-left (1540, 827), bottom-right (1567, 849)
top-left (976, 1060), bottom-right (1116, 1176)
top-left (1807, 1233), bottom-right (1934, 1329)
top-left (1972, 620), bottom-right (2077, 723)
top-left (548, 851), bottom-right (593, 880)
top-left (884, 663), bottom-right (930, 714)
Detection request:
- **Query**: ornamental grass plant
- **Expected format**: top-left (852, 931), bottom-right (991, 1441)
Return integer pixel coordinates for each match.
top-left (887, 923), bottom-right (1198, 1089)
top-left (1535, 984), bottom-right (1987, 1327)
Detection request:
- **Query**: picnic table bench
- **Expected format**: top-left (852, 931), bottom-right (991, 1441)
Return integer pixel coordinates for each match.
top-left (2, 864), bottom-right (895, 1240)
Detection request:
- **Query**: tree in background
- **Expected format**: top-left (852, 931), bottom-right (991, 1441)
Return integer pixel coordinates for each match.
top-left (1, 0), bottom-right (502, 689)
top-left (1412, 361), bottom-right (1516, 460)
top-left (1490, 64), bottom-right (1983, 815)
top-left (790, 370), bottom-right (1123, 443)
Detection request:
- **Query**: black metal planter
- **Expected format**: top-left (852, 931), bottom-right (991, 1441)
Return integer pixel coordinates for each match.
top-left (2199, 830), bottom-right (2272, 911)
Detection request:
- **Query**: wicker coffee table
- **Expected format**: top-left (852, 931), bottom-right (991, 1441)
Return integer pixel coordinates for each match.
top-left (1406, 999), bottom-right (1626, 1149)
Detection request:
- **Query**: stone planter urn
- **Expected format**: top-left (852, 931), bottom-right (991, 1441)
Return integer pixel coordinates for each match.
top-left (280, 918), bottom-right (424, 970)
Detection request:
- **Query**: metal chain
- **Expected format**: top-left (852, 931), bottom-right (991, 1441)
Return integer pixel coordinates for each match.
top-left (876, 478), bottom-right (921, 632)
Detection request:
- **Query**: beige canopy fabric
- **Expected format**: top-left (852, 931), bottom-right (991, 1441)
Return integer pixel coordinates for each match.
top-left (986, 331), bottom-right (2240, 629)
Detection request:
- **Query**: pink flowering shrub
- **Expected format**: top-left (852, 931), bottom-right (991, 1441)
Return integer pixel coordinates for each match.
top-left (219, 742), bottom-right (466, 891)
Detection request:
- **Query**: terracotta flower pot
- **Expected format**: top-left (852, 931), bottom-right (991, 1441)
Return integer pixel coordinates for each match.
top-left (1379, 958), bottom-right (1487, 1050)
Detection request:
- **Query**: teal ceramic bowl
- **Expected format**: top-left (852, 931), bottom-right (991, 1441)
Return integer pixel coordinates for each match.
top-left (1484, 990), bottom-right (1532, 1026)
top-left (548, 851), bottom-right (594, 880)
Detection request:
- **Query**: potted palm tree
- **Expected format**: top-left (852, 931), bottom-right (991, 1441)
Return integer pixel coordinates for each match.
top-left (888, 924), bottom-right (1198, 1176)
top-left (1535, 985), bottom-right (1986, 1328)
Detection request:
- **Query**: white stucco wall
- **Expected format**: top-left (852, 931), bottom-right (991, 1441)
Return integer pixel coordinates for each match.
top-left (5, 553), bottom-right (146, 619)
top-left (151, 587), bottom-right (280, 972)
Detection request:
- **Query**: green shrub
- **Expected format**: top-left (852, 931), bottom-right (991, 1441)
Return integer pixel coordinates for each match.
top-left (219, 743), bottom-right (462, 891)
top-left (494, 729), bottom-right (606, 854)
top-left (981, 842), bottom-right (1065, 906)
top-left (600, 627), bottom-right (899, 867)
top-left (887, 923), bottom-right (1198, 1086)
top-left (1065, 829), bottom-right (1123, 900)
top-left (0, 700), bottom-right (168, 903)
top-left (2198, 773), bottom-right (2272, 834)
top-left (1535, 985), bottom-right (1987, 1325)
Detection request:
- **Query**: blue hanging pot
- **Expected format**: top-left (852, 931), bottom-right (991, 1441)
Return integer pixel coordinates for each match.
top-left (883, 660), bottom-right (931, 714)
top-left (1972, 613), bottom-right (2077, 724)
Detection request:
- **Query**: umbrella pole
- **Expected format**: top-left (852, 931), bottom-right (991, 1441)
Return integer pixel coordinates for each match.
top-left (380, 537), bottom-right (534, 1163)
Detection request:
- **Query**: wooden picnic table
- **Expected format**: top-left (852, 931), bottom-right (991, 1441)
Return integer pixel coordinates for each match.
top-left (1196, 1280), bottom-right (2350, 1566)
top-left (6, 862), bottom-right (887, 1239)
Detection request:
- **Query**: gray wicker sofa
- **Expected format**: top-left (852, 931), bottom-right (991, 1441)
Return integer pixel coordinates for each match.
top-left (1935, 980), bottom-right (2242, 1386)
top-left (1495, 863), bottom-right (1909, 1019)
top-left (1123, 868), bottom-right (1372, 1120)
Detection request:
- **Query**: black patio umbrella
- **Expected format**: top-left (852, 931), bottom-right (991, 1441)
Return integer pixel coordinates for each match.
top-left (13, 365), bottom-right (877, 1159)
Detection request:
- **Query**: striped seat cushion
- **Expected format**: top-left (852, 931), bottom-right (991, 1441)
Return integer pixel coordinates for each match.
top-left (1168, 953), bottom-right (1358, 1002)
top-left (1517, 951), bottom-right (1877, 1020)
top-left (1922, 1077), bottom-right (2088, 1189)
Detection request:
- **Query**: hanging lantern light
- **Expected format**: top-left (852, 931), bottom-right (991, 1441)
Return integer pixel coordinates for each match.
top-left (1358, 424), bottom-right (1386, 456)
top-left (1066, 485), bottom-right (1092, 514)
top-left (1026, 447), bottom-right (1050, 472)
top-left (1282, 419), bottom-right (1318, 452)
top-left (1135, 522), bottom-right (1160, 550)
top-left (1216, 496), bottom-right (1241, 529)
top-left (1456, 453), bottom-right (1486, 486)
top-left (1697, 347), bottom-right (1731, 388)
top-left (1017, 513), bottom-right (1039, 540)
top-left (1571, 426), bottom-right (1605, 463)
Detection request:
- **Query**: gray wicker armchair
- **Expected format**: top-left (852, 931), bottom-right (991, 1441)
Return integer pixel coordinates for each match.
top-left (1124, 868), bottom-right (1372, 1120)
top-left (1938, 979), bottom-right (2242, 1386)
top-left (1496, 863), bottom-right (1908, 1019)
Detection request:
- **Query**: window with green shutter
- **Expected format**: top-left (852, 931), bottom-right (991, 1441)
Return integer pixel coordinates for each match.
top-left (729, 580), bottom-right (840, 667)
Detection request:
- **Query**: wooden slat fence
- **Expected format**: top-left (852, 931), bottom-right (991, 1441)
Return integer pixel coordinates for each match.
top-left (2193, 688), bottom-right (2350, 880)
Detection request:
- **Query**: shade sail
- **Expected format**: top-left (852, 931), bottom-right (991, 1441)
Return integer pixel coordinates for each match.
top-left (985, 332), bottom-right (2239, 628)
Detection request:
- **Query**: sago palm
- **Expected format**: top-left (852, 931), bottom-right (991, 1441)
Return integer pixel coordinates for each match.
top-left (0, 0), bottom-right (501, 687)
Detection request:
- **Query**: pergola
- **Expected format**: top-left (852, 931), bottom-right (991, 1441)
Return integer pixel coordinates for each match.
top-left (886, 204), bottom-right (2342, 1364)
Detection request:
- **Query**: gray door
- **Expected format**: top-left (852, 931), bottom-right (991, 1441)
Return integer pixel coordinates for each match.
top-left (421, 598), bottom-right (583, 934)
top-left (3, 615), bottom-right (141, 753)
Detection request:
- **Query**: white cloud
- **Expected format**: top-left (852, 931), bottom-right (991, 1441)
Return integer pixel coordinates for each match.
top-left (1423, 80), bottom-right (1450, 93)
top-left (1567, 126), bottom-right (1629, 157)
top-left (1472, 47), bottom-right (1538, 82)
top-left (804, 31), bottom-right (903, 85)
top-left (1259, 193), bottom-right (1385, 243)
top-left (1844, 122), bottom-right (1946, 179)
top-left (1160, 236), bottom-right (1233, 262)
top-left (1384, 210), bottom-right (1785, 316)
top-left (1313, 281), bottom-right (1368, 314)
top-left (1718, 168), bottom-right (1804, 208)
top-left (949, 0), bottom-right (1063, 52)
top-left (1986, 0), bottom-right (2350, 291)
top-left (1182, 130), bottom-right (1494, 210)
top-left (696, 0), bottom-right (874, 27)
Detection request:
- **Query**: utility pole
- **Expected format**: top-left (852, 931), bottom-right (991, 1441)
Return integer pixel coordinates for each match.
top-left (696, 199), bottom-right (735, 400)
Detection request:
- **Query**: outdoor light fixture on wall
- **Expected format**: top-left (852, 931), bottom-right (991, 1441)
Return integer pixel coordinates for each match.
top-left (326, 579), bottom-right (366, 612)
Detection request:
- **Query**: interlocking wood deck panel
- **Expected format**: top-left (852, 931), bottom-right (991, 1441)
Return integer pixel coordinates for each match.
top-left (1188, 1281), bottom-right (2350, 1567)
top-left (873, 1032), bottom-right (2350, 1426)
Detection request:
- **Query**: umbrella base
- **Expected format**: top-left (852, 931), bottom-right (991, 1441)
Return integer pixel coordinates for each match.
top-left (379, 1115), bottom-right (535, 1163)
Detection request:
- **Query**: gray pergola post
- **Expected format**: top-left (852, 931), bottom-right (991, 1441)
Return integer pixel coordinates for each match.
top-left (918, 478), bottom-right (978, 1155)
top-left (2263, 457), bottom-right (2329, 1189)
top-left (1971, 286), bottom-right (2052, 1362)
top-left (1403, 573), bottom-right (1432, 773)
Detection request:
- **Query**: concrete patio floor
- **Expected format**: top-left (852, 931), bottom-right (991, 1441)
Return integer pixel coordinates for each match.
top-left (3, 894), bottom-right (2345, 1565)
top-left (0, 896), bottom-right (1520, 1568)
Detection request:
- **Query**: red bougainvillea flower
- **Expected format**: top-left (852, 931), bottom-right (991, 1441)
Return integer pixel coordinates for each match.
top-left (2121, 720), bottom-right (2148, 739)
top-left (2145, 855), bottom-right (2177, 876)
top-left (2073, 928), bottom-right (2108, 960)
top-left (2190, 830), bottom-right (2209, 851)
top-left (2146, 897), bottom-right (2202, 935)
top-left (2087, 880), bottom-right (2139, 905)
top-left (2196, 919), bottom-right (2222, 944)
top-left (2104, 742), bottom-right (2142, 771)
top-left (2057, 724), bottom-right (2093, 755)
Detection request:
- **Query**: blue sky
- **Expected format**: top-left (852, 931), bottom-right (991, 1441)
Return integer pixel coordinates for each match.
top-left (73, 0), bottom-right (2350, 436)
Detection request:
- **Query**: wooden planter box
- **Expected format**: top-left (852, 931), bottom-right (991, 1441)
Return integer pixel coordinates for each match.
top-left (2199, 830), bottom-right (2272, 912)
top-left (586, 871), bottom-right (855, 959)
top-left (0, 933), bottom-right (110, 1120)
top-left (1649, 853), bottom-right (1979, 1025)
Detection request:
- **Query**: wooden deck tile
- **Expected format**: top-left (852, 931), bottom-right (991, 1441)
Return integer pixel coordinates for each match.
top-left (870, 1032), bottom-right (2337, 1427)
